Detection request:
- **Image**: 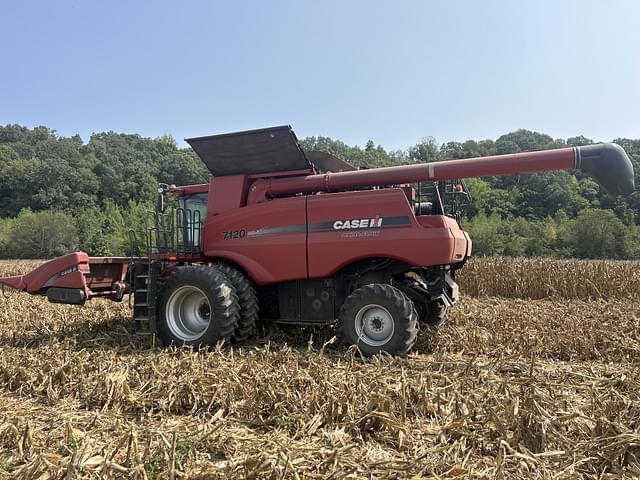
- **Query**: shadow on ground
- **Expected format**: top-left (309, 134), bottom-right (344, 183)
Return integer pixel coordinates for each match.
top-left (0, 315), bottom-right (401, 356)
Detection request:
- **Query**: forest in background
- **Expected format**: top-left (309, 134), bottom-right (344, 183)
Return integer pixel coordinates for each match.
top-left (0, 124), bottom-right (639, 259)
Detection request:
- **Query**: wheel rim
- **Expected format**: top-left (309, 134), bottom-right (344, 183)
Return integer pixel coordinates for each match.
top-left (166, 285), bottom-right (211, 341)
top-left (354, 304), bottom-right (395, 346)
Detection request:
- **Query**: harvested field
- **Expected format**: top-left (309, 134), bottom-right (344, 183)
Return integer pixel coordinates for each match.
top-left (0, 259), bottom-right (638, 478)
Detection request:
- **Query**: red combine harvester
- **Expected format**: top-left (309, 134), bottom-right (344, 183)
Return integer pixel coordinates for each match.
top-left (0, 126), bottom-right (634, 355)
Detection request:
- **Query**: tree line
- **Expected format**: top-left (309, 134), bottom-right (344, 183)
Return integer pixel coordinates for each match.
top-left (0, 124), bottom-right (638, 259)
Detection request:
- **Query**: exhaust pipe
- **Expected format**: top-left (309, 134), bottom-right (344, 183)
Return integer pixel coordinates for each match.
top-left (575, 143), bottom-right (635, 196)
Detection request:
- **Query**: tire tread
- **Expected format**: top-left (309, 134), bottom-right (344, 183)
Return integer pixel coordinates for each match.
top-left (339, 283), bottom-right (418, 356)
top-left (157, 265), bottom-right (240, 347)
top-left (217, 264), bottom-right (259, 343)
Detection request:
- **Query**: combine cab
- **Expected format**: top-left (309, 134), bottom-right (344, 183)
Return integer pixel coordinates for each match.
top-left (0, 126), bottom-right (634, 356)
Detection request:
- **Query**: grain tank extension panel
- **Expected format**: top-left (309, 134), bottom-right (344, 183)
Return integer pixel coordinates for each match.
top-left (186, 125), bottom-right (313, 176)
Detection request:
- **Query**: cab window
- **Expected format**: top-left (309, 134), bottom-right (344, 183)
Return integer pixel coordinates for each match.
top-left (179, 193), bottom-right (207, 247)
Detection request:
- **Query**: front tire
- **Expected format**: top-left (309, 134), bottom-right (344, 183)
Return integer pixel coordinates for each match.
top-left (339, 284), bottom-right (418, 356)
top-left (424, 302), bottom-right (448, 329)
top-left (158, 265), bottom-right (239, 347)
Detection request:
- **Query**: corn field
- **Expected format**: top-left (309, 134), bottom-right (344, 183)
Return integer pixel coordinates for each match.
top-left (0, 258), bottom-right (638, 478)
top-left (458, 257), bottom-right (640, 300)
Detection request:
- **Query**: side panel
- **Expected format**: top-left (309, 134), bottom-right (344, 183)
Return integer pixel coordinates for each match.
top-left (277, 278), bottom-right (335, 323)
top-left (202, 196), bottom-right (307, 284)
top-left (208, 175), bottom-right (249, 216)
top-left (307, 189), bottom-right (467, 279)
top-left (86, 257), bottom-right (130, 291)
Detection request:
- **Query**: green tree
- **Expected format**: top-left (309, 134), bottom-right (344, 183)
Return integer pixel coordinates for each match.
top-left (5, 209), bottom-right (77, 259)
top-left (463, 212), bottom-right (505, 255)
top-left (1, 123), bottom-right (640, 259)
top-left (571, 209), bottom-right (626, 259)
top-left (76, 207), bottom-right (112, 256)
top-left (408, 137), bottom-right (439, 163)
top-left (624, 224), bottom-right (640, 259)
top-left (365, 140), bottom-right (375, 152)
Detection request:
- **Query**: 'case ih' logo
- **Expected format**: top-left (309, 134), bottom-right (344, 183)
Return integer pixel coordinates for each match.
top-left (333, 216), bottom-right (383, 230)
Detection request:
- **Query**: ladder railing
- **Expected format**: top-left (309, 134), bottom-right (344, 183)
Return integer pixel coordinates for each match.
top-left (144, 207), bottom-right (203, 255)
top-left (126, 204), bottom-right (203, 336)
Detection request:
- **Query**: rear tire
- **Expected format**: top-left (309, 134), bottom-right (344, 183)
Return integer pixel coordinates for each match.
top-left (339, 283), bottom-right (418, 356)
top-left (158, 265), bottom-right (239, 347)
top-left (216, 264), bottom-right (259, 343)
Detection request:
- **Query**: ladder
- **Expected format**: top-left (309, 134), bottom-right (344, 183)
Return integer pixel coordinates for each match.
top-left (131, 260), bottom-right (162, 335)
top-left (128, 229), bottom-right (162, 336)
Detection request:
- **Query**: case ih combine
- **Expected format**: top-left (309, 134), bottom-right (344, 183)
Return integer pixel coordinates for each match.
top-left (0, 126), bottom-right (634, 355)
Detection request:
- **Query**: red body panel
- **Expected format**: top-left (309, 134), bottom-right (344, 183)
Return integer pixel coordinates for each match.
top-left (200, 188), bottom-right (470, 285)
top-left (0, 253), bottom-right (129, 301)
top-left (85, 257), bottom-right (130, 293)
top-left (202, 196), bottom-right (308, 284)
top-left (0, 252), bottom-right (91, 292)
top-left (307, 189), bottom-right (467, 278)
top-left (178, 184), bottom-right (209, 195)
top-left (208, 175), bottom-right (249, 215)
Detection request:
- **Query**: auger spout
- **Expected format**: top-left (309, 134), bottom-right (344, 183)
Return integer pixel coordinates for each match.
top-left (575, 143), bottom-right (634, 196)
top-left (262, 143), bottom-right (634, 197)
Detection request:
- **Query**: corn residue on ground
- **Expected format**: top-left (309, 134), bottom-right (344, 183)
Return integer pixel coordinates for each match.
top-left (0, 259), bottom-right (638, 478)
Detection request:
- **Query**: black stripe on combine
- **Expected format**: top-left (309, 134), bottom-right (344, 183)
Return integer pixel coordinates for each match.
top-left (246, 224), bottom-right (306, 237)
top-left (381, 216), bottom-right (412, 227)
top-left (245, 215), bottom-right (413, 238)
top-left (307, 221), bottom-right (335, 232)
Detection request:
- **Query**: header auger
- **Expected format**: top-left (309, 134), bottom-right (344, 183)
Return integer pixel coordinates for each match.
top-left (0, 126), bottom-right (634, 356)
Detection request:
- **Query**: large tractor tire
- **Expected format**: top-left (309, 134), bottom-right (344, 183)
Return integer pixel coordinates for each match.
top-left (339, 283), bottom-right (418, 356)
top-left (411, 300), bottom-right (449, 329)
top-left (398, 274), bottom-right (449, 329)
top-left (216, 264), bottom-right (259, 343)
top-left (158, 265), bottom-right (239, 347)
top-left (424, 302), bottom-right (448, 329)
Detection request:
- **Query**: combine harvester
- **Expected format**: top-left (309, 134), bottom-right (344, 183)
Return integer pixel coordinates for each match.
top-left (0, 126), bottom-right (634, 355)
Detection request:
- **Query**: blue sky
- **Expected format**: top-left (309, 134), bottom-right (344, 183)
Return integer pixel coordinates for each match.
top-left (1, 0), bottom-right (639, 150)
